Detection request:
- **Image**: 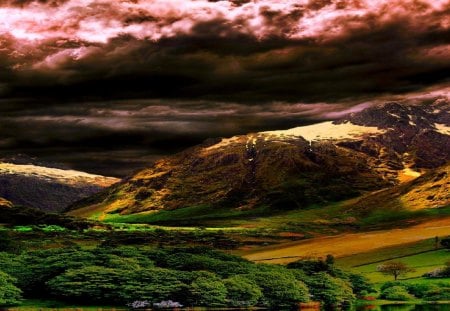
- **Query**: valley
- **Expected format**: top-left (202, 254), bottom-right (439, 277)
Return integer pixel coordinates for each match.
top-left (0, 101), bottom-right (449, 309)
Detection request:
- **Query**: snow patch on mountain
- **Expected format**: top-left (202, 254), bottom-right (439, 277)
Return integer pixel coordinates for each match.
top-left (263, 121), bottom-right (385, 141)
top-left (435, 123), bottom-right (450, 135)
top-left (0, 162), bottom-right (119, 187)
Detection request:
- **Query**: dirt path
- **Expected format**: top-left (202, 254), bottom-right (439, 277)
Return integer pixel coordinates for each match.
top-left (240, 217), bottom-right (450, 264)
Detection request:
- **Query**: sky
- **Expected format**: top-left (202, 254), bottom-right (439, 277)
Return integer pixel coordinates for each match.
top-left (0, 0), bottom-right (449, 176)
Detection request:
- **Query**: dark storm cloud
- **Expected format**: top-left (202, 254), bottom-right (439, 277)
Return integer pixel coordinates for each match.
top-left (1, 89), bottom-right (448, 177)
top-left (0, 97), bottom-right (374, 175)
top-left (0, 0), bottom-right (449, 102)
top-left (0, 0), bottom-right (449, 175)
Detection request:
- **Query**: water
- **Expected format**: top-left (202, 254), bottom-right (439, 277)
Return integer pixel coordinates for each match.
top-left (3, 304), bottom-right (450, 311)
top-left (355, 304), bottom-right (450, 311)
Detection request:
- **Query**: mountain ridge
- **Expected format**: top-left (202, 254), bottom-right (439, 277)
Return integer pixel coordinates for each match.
top-left (68, 100), bottom-right (450, 222)
top-left (0, 161), bottom-right (119, 212)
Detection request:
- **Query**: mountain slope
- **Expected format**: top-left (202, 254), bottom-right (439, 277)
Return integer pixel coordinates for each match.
top-left (69, 100), bottom-right (450, 222)
top-left (346, 163), bottom-right (449, 215)
top-left (0, 160), bottom-right (119, 212)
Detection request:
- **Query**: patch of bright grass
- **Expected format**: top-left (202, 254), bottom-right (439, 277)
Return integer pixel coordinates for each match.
top-left (345, 249), bottom-right (450, 284)
top-left (103, 204), bottom-right (274, 226)
top-left (336, 239), bottom-right (441, 268)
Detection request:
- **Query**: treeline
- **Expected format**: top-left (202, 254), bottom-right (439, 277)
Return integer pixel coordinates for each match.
top-left (0, 205), bottom-right (94, 230)
top-left (0, 245), bottom-right (373, 309)
top-left (379, 281), bottom-right (450, 301)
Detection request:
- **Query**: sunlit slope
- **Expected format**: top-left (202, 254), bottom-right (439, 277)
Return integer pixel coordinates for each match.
top-left (240, 217), bottom-right (450, 264)
top-left (69, 101), bottom-right (450, 224)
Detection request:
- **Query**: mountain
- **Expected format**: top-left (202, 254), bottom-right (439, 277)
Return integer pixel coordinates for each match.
top-left (0, 197), bottom-right (13, 208)
top-left (0, 159), bottom-right (119, 212)
top-left (69, 100), bottom-right (450, 223)
top-left (0, 196), bottom-right (100, 230)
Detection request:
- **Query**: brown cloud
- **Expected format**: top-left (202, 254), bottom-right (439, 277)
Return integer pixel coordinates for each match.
top-left (0, 0), bottom-right (449, 175)
top-left (0, 0), bottom-right (448, 102)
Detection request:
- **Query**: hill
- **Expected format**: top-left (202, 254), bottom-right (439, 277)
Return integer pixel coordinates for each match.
top-left (0, 160), bottom-right (119, 212)
top-left (68, 100), bottom-right (450, 225)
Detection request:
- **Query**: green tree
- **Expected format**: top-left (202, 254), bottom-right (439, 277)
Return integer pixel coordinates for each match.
top-left (346, 273), bottom-right (374, 297)
top-left (188, 274), bottom-right (227, 306)
top-left (48, 265), bottom-right (188, 304)
top-left (47, 266), bottom-right (125, 303)
top-left (0, 271), bottom-right (22, 306)
top-left (287, 259), bottom-right (330, 274)
top-left (223, 275), bottom-right (262, 307)
top-left (248, 270), bottom-right (309, 307)
top-left (17, 248), bottom-right (97, 296)
top-left (306, 272), bottom-right (355, 307)
top-left (121, 268), bottom-right (189, 303)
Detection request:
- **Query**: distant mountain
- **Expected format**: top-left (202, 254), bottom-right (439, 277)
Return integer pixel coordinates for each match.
top-left (69, 100), bottom-right (450, 222)
top-left (0, 161), bottom-right (119, 212)
top-left (0, 197), bottom-right (13, 208)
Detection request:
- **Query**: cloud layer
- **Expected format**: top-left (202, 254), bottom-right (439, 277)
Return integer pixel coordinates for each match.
top-left (1, 0), bottom-right (449, 101)
top-left (1, 85), bottom-right (449, 176)
top-left (0, 0), bottom-right (449, 175)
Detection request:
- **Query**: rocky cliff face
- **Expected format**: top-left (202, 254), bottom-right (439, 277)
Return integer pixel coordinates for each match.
top-left (69, 100), bottom-right (450, 218)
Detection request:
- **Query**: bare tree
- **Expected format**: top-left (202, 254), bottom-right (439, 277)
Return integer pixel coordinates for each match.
top-left (377, 261), bottom-right (414, 280)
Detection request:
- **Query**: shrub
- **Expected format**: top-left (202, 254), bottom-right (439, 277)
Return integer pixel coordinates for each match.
top-left (423, 287), bottom-right (450, 301)
top-left (405, 283), bottom-right (439, 298)
top-left (0, 271), bottom-right (22, 306)
top-left (380, 286), bottom-right (414, 301)
top-left (380, 281), bottom-right (403, 291)
top-left (424, 261), bottom-right (450, 278)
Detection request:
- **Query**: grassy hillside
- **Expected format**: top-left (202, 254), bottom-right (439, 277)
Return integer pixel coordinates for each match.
top-left (68, 164), bottom-right (449, 244)
top-left (238, 217), bottom-right (450, 264)
top-left (337, 239), bottom-right (450, 284)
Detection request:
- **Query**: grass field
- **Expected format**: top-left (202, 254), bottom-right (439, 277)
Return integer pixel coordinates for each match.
top-left (91, 199), bottom-right (450, 238)
top-left (5, 299), bottom-right (127, 310)
top-left (345, 249), bottom-right (449, 284)
top-left (238, 217), bottom-right (450, 264)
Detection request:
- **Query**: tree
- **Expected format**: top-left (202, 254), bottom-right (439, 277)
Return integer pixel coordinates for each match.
top-left (0, 271), bottom-right (22, 306)
top-left (188, 275), bottom-right (227, 306)
top-left (306, 272), bottom-right (355, 307)
top-left (0, 231), bottom-right (22, 253)
top-left (441, 237), bottom-right (450, 249)
top-left (325, 254), bottom-right (335, 266)
top-left (346, 273), bottom-right (374, 297)
top-left (247, 270), bottom-right (309, 307)
top-left (377, 261), bottom-right (414, 280)
top-left (223, 275), bottom-right (262, 307)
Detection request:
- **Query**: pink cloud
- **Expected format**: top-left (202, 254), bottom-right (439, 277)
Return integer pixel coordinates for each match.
top-left (1, 0), bottom-right (449, 69)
